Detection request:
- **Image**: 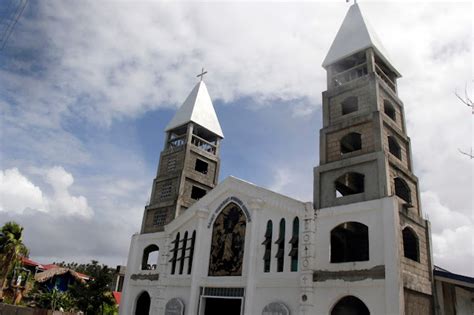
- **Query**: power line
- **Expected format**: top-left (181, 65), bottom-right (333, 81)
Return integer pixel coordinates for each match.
top-left (0, 0), bottom-right (28, 51)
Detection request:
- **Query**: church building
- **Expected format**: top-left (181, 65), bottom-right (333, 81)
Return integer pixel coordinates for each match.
top-left (119, 4), bottom-right (436, 314)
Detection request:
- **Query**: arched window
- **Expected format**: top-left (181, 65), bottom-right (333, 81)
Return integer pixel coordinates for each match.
top-left (403, 227), bottom-right (419, 262)
top-left (331, 222), bottom-right (369, 263)
top-left (170, 232), bottom-right (180, 275)
top-left (275, 219), bottom-right (286, 272)
top-left (289, 217), bottom-right (299, 272)
top-left (187, 230), bottom-right (196, 274)
top-left (208, 203), bottom-right (247, 276)
top-left (331, 296), bottom-right (370, 315)
top-left (394, 177), bottom-right (411, 203)
top-left (135, 291), bottom-right (151, 315)
top-left (141, 245), bottom-right (159, 270)
top-left (384, 100), bottom-right (396, 121)
top-left (340, 132), bottom-right (362, 154)
top-left (388, 136), bottom-right (402, 160)
top-left (335, 172), bottom-right (365, 197)
top-left (262, 220), bottom-right (273, 273)
top-left (179, 231), bottom-right (188, 274)
top-left (341, 96), bottom-right (358, 115)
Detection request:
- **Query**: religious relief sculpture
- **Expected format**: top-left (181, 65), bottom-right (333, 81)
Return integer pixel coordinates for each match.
top-left (208, 203), bottom-right (247, 276)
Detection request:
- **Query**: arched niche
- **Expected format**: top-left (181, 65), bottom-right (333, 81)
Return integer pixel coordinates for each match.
top-left (208, 202), bottom-right (247, 276)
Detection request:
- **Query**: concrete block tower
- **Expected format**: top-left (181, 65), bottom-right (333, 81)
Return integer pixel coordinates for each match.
top-left (141, 77), bottom-right (224, 233)
top-left (313, 4), bottom-right (434, 313)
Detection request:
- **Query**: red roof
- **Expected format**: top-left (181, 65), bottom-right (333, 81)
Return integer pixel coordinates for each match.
top-left (21, 257), bottom-right (43, 269)
top-left (112, 291), bottom-right (121, 305)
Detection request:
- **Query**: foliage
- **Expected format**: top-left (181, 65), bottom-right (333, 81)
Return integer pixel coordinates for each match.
top-left (31, 286), bottom-right (76, 311)
top-left (67, 260), bottom-right (116, 315)
top-left (0, 221), bottom-right (29, 295)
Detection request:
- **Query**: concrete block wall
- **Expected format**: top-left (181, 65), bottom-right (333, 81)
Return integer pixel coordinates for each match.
top-left (158, 147), bottom-right (186, 177)
top-left (388, 167), bottom-right (420, 214)
top-left (404, 288), bottom-right (434, 315)
top-left (378, 86), bottom-right (405, 132)
top-left (399, 214), bottom-right (433, 296)
top-left (382, 123), bottom-right (411, 169)
top-left (328, 80), bottom-right (376, 125)
top-left (184, 149), bottom-right (219, 187)
top-left (325, 121), bottom-right (375, 163)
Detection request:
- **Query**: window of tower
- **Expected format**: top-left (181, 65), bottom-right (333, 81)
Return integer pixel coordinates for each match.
top-left (340, 132), bottom-right (362, 154)
top-left (330, 222), bottom-right (369, 263)
top-left (341, 96), bottom-right (358, 115)
top-left (167, 158), bottom-right (177, 172)
top-left (191, 185), bottom-right (207, 200)
top-left (195, 158), bottom-right (209, 174)
top-left (153, 209), bottom-right (167, 226)
top-left (335, 172), bottom-right (365, 197)
top-left (402, 227), bottom-right (419, 262)
top-left (394, 177), bottom-right (411, 204)
top-left (384, 100), bottom-right (396, 121)
top-left (160, 181), bottom-right (173, 200)
top-left (141, 244), bottom-right (159, 270)
top-left (388, 136), bottom-right (402, 160)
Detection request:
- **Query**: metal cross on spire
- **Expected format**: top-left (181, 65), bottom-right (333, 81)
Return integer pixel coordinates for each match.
top-left (346, 0), bottom-right (357, 4)
top-left (197, 68), bottom-right (208, 81)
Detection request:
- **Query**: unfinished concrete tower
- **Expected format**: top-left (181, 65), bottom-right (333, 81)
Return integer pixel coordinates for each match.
top-left (313, 3), bottom-right (434, 313)
top-left (141, 79), bottom-right (223, 233)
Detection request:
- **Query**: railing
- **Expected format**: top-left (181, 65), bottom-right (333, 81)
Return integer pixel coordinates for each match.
top-left (333, 63), bottom-right (368, 87)
top-left (168, 135), bottom-right (186, 148)
top-left (375, 63), bottom-right (396, 92)
top-left (191, 134), bottom-right (217, 155)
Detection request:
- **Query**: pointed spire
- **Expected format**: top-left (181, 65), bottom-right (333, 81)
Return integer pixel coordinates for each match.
top-left (323, 3), bottom-right (400, 76)
top-left (165, 80), bottom-right (224, 138)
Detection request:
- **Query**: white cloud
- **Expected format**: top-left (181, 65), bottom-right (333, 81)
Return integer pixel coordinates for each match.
top-left (0, 168), bottom-right (47, 214)
top-left (0, 167), bottom-right (93, 218)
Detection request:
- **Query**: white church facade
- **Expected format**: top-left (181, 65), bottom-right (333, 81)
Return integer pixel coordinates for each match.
top-left (119, 4), bottom-right (435, 315)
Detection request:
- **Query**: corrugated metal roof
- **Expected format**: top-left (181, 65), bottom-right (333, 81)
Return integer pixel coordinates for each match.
top-left (322, 3), bottom-right (400, 77)
top-left (165, 81), bottom-right (224, 138)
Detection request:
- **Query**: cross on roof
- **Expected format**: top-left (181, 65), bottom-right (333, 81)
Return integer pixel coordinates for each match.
top-left (197, 68), bottom-right (208, 81)
top-left (346, 0), bottom-right (357, 4)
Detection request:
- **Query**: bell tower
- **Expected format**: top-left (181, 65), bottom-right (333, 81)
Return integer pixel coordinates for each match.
top-left (141, 76), bottom-right (223, 234)
top-left (314, 4), bottom-right (434, 313)
top-left (314, 3), bottom-right (420, 214)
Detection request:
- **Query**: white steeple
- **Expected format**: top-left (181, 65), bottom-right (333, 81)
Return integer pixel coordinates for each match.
top-left (323, 3), bottom-right (400, 77)
top-left (165, 80), bottom-right (224, 138)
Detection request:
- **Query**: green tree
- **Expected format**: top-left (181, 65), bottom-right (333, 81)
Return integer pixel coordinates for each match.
top-left (68, 260), bottom-right (116, 315)
top-left (0, 221), bottom-right (29, 298)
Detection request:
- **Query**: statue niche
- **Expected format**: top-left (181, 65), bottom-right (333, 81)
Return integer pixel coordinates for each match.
top-left (208, 203), bottom-right (247, 276)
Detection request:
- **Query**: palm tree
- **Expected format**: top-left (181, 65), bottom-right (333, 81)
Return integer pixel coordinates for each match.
top-left (0, 221), bottom-right (29, 298)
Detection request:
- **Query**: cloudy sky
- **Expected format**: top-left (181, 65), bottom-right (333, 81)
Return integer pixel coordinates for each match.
top-left (0, 0), bottom-right (472, 276)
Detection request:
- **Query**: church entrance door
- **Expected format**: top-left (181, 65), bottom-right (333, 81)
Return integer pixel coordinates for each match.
top-left (203, 297), bottom-right (242, 315)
